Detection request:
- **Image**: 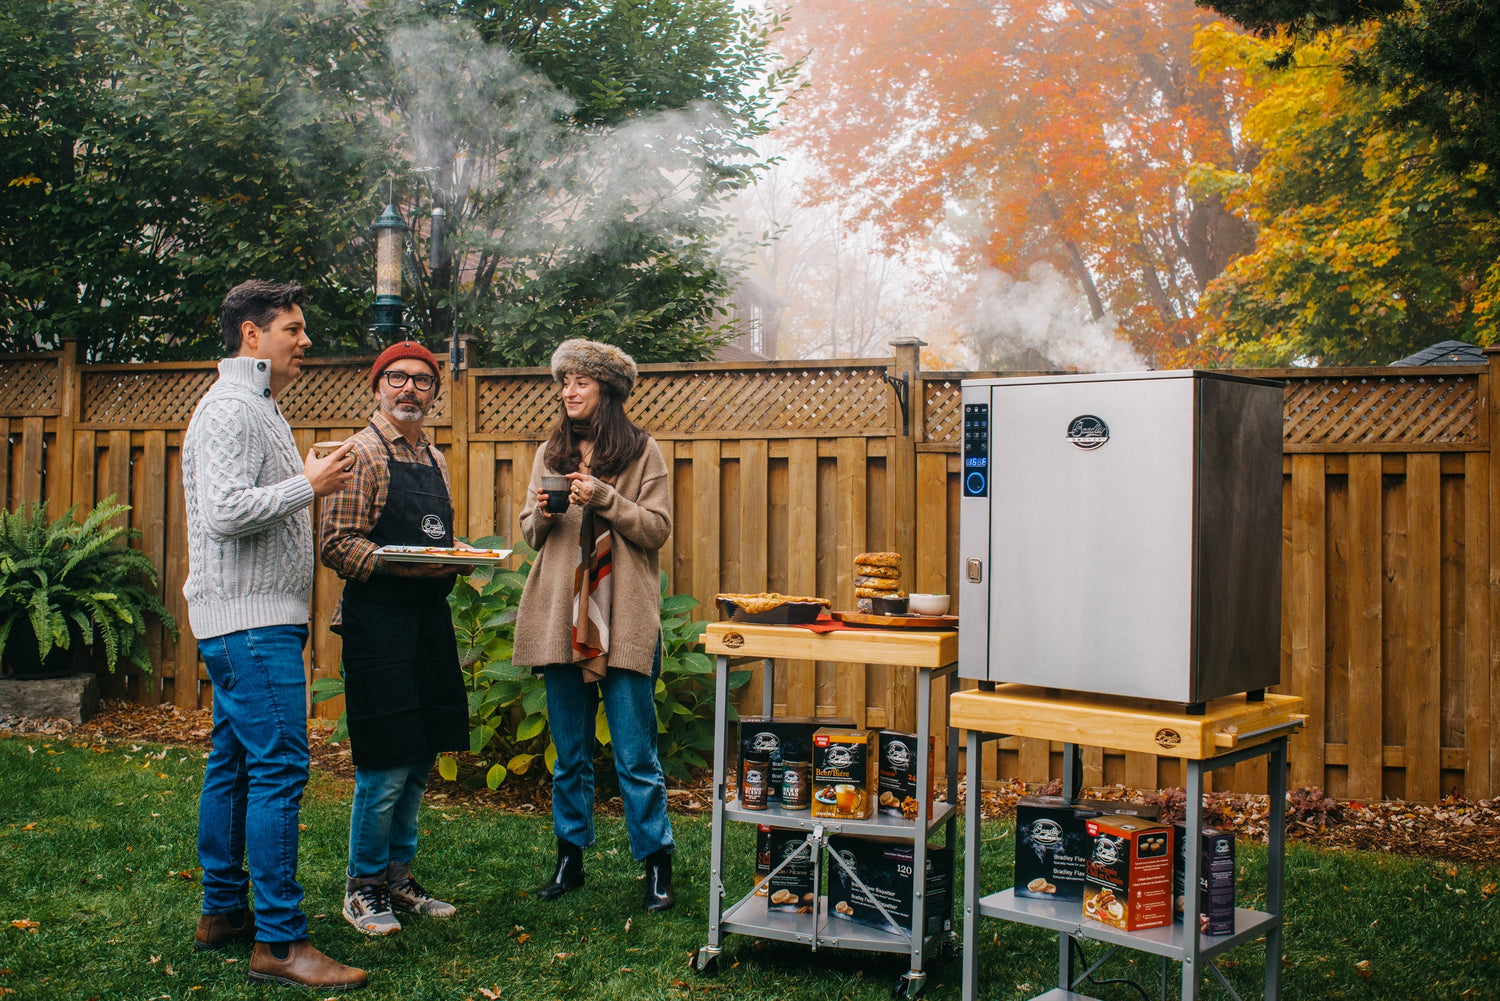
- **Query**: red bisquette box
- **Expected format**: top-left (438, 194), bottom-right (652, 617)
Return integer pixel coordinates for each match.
top-left (1082, 815), bottom-right (1174, 932)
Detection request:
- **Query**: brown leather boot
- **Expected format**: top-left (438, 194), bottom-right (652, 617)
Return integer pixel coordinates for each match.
top-left (248, 940), bottom-right (368, 991)
top-left (193, 909), bottom-right (256, 951)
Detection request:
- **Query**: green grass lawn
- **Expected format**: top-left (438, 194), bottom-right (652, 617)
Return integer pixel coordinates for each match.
top-left (1, 734), bottom-right (1495, 1000)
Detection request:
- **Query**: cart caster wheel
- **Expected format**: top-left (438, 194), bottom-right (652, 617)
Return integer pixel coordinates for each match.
top-left (691, 947), bottom-right (720, 976)
top-left (892, 972), bottom-right (926, 999)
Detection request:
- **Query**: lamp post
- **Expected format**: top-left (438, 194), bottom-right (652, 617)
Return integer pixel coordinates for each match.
top-left (370, 201), bottom-right (409, 340)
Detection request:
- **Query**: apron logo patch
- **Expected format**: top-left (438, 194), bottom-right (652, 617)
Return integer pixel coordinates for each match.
top-left (421, 514), bottom-right (446, 539)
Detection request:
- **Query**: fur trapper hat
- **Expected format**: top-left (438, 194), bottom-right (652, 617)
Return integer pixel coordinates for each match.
top-left (550, 338), bottom-right (638, 397)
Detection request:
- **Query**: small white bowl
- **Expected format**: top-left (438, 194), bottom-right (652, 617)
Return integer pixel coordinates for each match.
top-left (907, 593), bottom-right (950, 616)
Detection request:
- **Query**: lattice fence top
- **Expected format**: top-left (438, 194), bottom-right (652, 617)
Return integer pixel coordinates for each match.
top-left (0, 357), bottom-right (59, 417)
top-left (77, 361), bottom-right (449, 427)
top-left (921, 369), bottom-right (1484, 449)
top-left (922, 374), bottom-right (972, 444)
top-left (81, 368), bottom-right (217, 425)
top-left (475, 364), bottom-right (894, 437)
top-left (279, 362), bottom-right (449, 427)
top-left (1283, 372), bottom-right (1480, 448)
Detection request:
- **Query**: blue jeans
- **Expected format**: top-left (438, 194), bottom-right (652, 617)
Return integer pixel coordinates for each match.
top-left (197, 625), bottom-right (310, 943)
top-left (347, 756), bottom-right (435, 879)
top-left (544, 652), bottom-right (674, 861)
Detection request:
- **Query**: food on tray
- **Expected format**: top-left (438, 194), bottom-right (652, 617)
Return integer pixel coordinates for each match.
top-left (714, 592), bottom-right (831, 614)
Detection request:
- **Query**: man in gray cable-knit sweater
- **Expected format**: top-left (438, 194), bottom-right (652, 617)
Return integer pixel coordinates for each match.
top-left (180, 280), bottom-right (366, 991)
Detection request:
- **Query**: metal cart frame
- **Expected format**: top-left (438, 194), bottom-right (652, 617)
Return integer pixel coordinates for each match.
top-left (694, 622), bottom-right (961, 998)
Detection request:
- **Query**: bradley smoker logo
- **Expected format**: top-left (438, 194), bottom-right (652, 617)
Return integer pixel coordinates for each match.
top-left (1154, 728), bottom-right (1182, 749)
top-left (421, 514), bottom-right (447, 539)
top-left (885, 741), bottom-right (911, 769)
top-left (824, 746), bottom-right (855, 768)
top-left (1066, 414), bottom-right (1110, 450)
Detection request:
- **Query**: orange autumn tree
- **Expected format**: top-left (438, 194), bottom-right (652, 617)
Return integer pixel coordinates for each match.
top-left (774, 0), bottom-right (1257, 365)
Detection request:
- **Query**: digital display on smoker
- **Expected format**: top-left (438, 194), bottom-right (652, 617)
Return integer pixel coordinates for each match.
top-left (963, 403), bottom-right (989, 497)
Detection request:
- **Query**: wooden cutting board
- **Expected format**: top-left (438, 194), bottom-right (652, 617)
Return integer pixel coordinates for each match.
top-left (830, 611), bottom-right (959, 629)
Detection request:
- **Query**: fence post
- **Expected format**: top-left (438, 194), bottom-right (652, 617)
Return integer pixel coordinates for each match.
top-left (888, 338), bottom-right (924, 731)
top-left (447, 338), bottom-right (470, 538)
top-left (53, 338), bottom-right (78, 513)
top-left (1485, 347), bottom-right (1500, 797)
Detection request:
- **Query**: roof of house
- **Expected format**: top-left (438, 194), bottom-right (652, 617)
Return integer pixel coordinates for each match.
top-left (1390, 340), bottom-right (1485, 366)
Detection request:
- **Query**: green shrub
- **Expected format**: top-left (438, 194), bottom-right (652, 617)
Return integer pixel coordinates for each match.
top-left (0, 495), bottom-right (177, 676)
top-left (315, 535), bottom-right (744, 789)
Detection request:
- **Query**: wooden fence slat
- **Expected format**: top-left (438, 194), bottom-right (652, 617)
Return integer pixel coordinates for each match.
top-left (467, 441), bottom-right (496, 541)
top-left (138, 431), bottom-right (168, 704)
top-left (784, 439), bottom-right (817, 717)
top-left (692, 440), bottom-right (722, 620)
top-left (164, 457), bottom-right (197, 709)
top-left (1289, 453), bottom-right (1329, 790)
top-left (1347, 453), bottom-right (1384, 799)
top-left (1405, 453), bottom-right (1442, 800)
top-left (0, 417), bottom-right (10, 511)
top-left (835, 437), bottom-right (868, 727)
top-left (1467, 453), bottom-right (1493, 796)
top-left (21, 417), bottom-right (44, 507)
top-left (737, 439), bottom-right (770, 712)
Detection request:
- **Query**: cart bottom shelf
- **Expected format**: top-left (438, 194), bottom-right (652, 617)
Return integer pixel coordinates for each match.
top-left (722, 892), bottom-right (951, 956)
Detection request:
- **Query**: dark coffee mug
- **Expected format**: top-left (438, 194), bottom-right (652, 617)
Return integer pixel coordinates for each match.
top-left (541, 475), bottom-right (570, 513)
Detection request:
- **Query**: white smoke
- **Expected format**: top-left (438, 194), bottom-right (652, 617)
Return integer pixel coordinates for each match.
top-left (386, 21), bottom-right (739, 258)
top-left (964, 263), bottom-right (1146, 373)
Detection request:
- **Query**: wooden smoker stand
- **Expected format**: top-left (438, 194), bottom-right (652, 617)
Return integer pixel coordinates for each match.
top-left (950, 686), bottom-right (1306, 1001)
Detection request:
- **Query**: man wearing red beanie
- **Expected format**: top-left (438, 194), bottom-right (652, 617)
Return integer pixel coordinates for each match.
top-left (320, 340), bottom-right (471, 936)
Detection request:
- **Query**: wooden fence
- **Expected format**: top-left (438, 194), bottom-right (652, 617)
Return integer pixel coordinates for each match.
top-left (1, 339), bottom-right (1495, 801)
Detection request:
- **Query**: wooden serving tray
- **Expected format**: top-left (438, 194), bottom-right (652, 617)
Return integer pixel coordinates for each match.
top-left (830, 611), bottom-right (959, 629)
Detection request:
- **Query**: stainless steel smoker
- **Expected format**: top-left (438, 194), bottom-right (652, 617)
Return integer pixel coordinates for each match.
top-left (957, 370), bottom-right (1284, 708)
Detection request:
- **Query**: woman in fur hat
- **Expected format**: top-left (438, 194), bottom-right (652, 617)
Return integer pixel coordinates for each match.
top-left (513, 338), bottom-right (676, 912)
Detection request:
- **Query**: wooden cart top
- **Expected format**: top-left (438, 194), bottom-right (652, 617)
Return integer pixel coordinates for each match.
top-left (702, 620), bottom-right (957, 668)
top-left (949, 685), bottom-right (1306, 760)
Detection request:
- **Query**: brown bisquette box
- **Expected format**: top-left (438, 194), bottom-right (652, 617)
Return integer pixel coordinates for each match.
top-left (1083, 815), bottom-right (1174, 932)
top-left (811, 728), bottom-right (877, 820)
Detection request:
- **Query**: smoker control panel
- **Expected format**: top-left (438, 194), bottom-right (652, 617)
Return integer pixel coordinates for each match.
top-left (962, 403), bottom-right (989, 497)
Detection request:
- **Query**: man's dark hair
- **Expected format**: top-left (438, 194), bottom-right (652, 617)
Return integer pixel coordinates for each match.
top-left (218, 280), bottom-right (306, 354)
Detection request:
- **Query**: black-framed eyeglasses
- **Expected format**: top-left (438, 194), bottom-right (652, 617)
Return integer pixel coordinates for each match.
top-left (382, 370), bottom-right (436, 392)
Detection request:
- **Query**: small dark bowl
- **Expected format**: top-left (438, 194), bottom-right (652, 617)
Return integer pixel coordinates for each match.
top-left (871, 594), bottom-right (908, 616)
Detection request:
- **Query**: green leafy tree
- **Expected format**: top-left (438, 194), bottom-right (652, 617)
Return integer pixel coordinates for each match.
top-left (1194, 23), bottom-right (1500, 364)
top-left (0, 0), bottom-right (791, 364)
top-left (0, 0), bottom-right (390, 360)
top-left (1197, 0), bottom-right (1500, 207)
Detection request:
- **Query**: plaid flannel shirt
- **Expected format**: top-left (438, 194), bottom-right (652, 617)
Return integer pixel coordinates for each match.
top-left (318, 411), bottom-right (452, 585)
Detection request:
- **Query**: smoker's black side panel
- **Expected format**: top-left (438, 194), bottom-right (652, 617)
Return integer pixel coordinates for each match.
top-left (1193, 375), bottom-right (1284, 702)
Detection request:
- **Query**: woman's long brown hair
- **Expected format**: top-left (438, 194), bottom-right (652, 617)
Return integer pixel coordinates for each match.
top-left (543, 386), bottom-right (650, 479)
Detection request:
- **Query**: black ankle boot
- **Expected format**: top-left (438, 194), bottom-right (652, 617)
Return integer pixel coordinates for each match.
top-left (534, 839), bottom-right (585, 901)
top-left (642, 850), bottom-right (674, 913)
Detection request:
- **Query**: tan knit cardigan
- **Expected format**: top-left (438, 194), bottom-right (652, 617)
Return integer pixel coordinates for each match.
top-left (512, 438), bottom-right (672, 675)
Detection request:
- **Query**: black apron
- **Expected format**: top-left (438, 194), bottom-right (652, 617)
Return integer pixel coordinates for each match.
top-left (340, 428), bottom-right (469, 769)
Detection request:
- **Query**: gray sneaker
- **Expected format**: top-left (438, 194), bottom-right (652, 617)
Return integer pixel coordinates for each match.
top-left (387, 863), bottom-right (457, 919)
top-left (343, 877), bottom-right (402, 936)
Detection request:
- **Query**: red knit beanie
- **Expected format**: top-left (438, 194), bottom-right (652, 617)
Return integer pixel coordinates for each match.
top-left (369, 340), bottom-right (440, 391)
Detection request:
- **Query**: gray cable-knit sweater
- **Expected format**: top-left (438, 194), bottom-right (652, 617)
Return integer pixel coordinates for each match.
top-left (181, 356), bottom-right (316, 640)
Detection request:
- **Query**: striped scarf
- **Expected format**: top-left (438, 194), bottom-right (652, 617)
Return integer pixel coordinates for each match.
top-left (572, 502), bottom-right (614, 684)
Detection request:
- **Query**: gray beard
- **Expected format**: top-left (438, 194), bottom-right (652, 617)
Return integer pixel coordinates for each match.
top-left (382, 399), bottom-right (427, 422)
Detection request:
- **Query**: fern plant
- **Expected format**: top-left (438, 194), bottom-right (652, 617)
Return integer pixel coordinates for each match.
top-left (0, 495), bottom-right (177, 676)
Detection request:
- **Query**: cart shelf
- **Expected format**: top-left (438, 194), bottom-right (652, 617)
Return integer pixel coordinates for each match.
top-left (695, 621), bottom-right (960, 999)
